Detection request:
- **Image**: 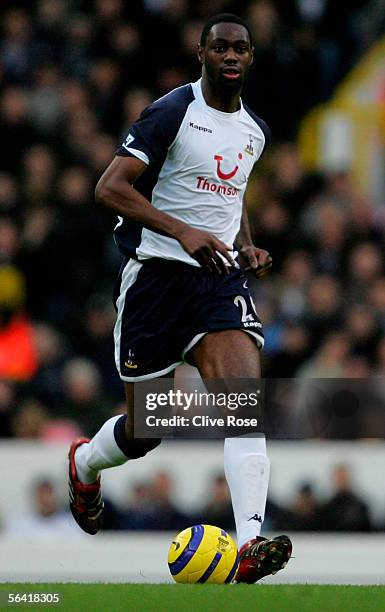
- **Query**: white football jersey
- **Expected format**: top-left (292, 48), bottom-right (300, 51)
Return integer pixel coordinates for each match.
top-left (115, 78), bottom-right (270, 265)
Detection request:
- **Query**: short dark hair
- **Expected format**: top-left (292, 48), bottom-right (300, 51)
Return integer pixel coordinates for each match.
top-left (200, 13), bottom-right (252, 47)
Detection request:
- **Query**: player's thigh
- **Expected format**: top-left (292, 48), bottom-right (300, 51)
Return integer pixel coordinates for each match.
top-left (191, 329), bottom-right (261, 379)
top-left (123, 372), bottom-right (175, 437)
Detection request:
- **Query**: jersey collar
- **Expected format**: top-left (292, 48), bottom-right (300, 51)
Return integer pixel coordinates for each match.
top-left (193, 78), bottom-right (243, 119)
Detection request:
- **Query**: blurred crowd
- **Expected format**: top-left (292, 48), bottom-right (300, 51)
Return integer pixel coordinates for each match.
top-left (3, 463), bottom-right (381, 535)
top-left (0, 0), bottom-right (385, 441)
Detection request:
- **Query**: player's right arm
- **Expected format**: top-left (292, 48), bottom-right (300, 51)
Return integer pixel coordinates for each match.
top-left (95, 155), bottom-right (234, 274)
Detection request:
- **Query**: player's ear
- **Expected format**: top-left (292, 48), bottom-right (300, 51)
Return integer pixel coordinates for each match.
top-left (197, 44), bottom-right (204, 65)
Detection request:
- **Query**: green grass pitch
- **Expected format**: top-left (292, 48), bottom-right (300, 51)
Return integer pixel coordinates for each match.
top-left (0, 584), bottom-right (384, 612)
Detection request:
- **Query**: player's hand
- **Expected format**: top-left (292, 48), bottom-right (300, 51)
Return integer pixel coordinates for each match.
top-left (177, 227), bottom-right (235, 274)
top-left (239, 245), bottom-right (272, 279)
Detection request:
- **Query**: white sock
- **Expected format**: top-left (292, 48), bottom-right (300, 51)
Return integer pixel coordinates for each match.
top-left (224, 435), bottom-right (270, 548)
top-left (75, 415), bottom-right (128, 484)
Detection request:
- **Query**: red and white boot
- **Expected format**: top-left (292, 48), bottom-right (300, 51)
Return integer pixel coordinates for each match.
top-left (235, 535), bottom-right (292, 583)
top-left (68, 437), bottom-right (104, 535)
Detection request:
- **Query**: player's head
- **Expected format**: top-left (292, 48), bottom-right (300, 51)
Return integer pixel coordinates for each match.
top-left (198, 13), bottom-right (254, 92)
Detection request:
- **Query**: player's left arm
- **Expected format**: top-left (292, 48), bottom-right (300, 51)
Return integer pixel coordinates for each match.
top-left (237, 195), bottom-right (272, 279)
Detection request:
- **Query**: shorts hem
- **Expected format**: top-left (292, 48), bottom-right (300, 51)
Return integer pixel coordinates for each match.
top-left (119, 361), bottom-right (183, 382)
top-left (243, 330), bottom-right (265, 349)
top-left (182, 329), bottom-right (264, 363)
top-left (182, 332), bottom-right (207, 359)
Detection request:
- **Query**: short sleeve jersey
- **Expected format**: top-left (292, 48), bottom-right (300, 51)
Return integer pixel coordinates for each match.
top-left (115, 78), bottom-right (270, 266)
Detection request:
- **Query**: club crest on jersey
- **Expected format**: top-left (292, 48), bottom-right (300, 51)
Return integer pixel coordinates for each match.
top-left (244, 134), bottom-right (254, 156)
top-left (214, 153), bottom-right (243, 180)
top-left (124, 349), bottom-right (137, 369)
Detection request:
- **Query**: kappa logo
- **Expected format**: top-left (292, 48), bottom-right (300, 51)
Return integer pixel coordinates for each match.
top-left (189, 122), bottom-right (213, 134)
top-left (244, 321), bottom-right (262, 328)
top-left (247, 513), bottom-right (262, 523)
top-left (124, 349), bottom-right (137, 369)
top-left (214, 153), bottom-right (243, 180)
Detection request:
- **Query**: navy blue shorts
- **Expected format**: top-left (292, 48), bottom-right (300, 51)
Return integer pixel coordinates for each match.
top-left (113, 258), bottom-right (264, 381)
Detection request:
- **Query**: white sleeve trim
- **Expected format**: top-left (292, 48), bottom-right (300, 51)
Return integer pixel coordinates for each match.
top-left (122, 146), bottom-right (150, 165)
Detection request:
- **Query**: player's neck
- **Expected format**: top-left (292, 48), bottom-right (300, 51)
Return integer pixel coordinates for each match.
top-left (201, 78), bottom-right (241, 113)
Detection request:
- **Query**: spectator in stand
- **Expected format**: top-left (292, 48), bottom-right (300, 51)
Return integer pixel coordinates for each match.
top-left (277, 250), bottom-right (314, 320)
top-left (121, 472), bottom-right (188, 531)
top-left (149, 471), bottom-right (189, 531)
top-left (193, 473), bottom-right (235, 532)
top-left (62, 12), bottom-right (93, 79)
top-left (121, 88), bottom-right (153, 132)
top-left (319, 465), bottom-right (372, 531)
top-left (285, 483), bottom-right (321, 531)
top-left (28, 323), bottom-right (71, 407)
top-left (347, 242), bottom-right (383, 301)
top-left (11, 398), bottom-right (81, 442)
top-left (121, 482), bottom-right (157, 530)
top-left (344, 305), bottom-right (380, 364)
top-left (28, 62), bottom-right (63, 137)
top-left (59, 357), bottom-right (112, 436)
top-left (70, 294), bottom-right (120, 396)
top-left (21, 144), bottom-right (57, 210)
top-left (301, 277), bottom-right (343, 352)
top-left (12, 399), bottom-right (52, 439)
top-left (0, 8), bottom-right (36, 84)
top-left (0, 172), bottom-right (21, 219)
top-left (253, 197), bottom-right (292, 270)
top-left (267, 323), bottom-right (310, 377)
top-left (297, 332), bottom-right (350, 379)
top-left (7, 477), bottom-right (81, 536)
top-left (85, 133), bottom-right (116, 180)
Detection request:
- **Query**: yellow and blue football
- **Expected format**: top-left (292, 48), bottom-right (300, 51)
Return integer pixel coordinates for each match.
top-left (168, 524), bottom-right (239, 584)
